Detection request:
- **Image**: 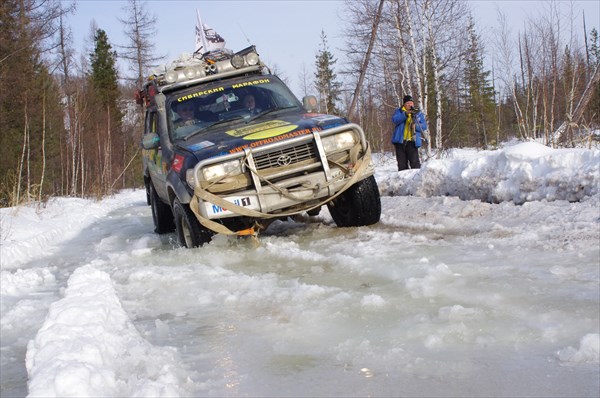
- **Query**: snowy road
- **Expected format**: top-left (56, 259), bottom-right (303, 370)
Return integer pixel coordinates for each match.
top-left (1, 144), bottom-right (599, 397)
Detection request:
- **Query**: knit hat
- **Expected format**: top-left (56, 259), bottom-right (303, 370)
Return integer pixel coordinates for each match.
top-left (403, 95), bottom-right (413, 104)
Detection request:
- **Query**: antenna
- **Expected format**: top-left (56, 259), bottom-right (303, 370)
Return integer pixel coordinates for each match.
top-left (237, 23), bottom-right (251, 45)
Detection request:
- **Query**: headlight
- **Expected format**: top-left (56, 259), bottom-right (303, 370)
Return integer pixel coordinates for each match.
top-left (321, 131), bottom-right (357, 153)
top-left (186, 169), bottom-right (196, 187)
top-left (202, 159), bottom-right (243, 180)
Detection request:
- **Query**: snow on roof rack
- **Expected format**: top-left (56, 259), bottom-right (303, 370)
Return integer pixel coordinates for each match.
top-left (147, 45), bottom-right (265, 90)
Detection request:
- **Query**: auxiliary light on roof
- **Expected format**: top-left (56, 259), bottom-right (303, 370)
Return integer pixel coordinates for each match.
top-left (151, 46), bottom-right (262, 87)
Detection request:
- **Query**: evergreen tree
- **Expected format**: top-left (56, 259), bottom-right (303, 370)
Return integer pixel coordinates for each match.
top-left (583, 28), bottom-right (600, 130)
top-left (88, 28), bottom-right (123, 194)
top-left (590, 28), bottom-right (600, 66)
top-left (588, 28), bottom-right (600, 128)
top-left (314, 30), bottom-right (341, 114)
top-left (0, 0), bottom-right (66, 205)
top-left (90, 29), bottom-right (121, 113)
top-left (462, 16), bottom-right (496, 147)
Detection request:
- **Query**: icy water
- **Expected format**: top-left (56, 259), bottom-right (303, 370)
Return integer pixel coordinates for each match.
top-left (2, 193), bottom-right (599, 397)
top-left (112, 222), bottom-right (598, 396)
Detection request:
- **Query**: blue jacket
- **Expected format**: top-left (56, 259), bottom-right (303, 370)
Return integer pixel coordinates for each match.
top-left (391, 107), bottom-right (427, 147)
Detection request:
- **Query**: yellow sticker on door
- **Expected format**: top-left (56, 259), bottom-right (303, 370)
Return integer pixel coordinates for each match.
top-left (225, 120), bottom-right (298, 140)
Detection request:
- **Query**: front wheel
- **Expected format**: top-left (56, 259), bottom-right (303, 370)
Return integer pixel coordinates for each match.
top-left (172, 198), bottom-right (213, 248)
top-left (327, 175), bottom-right (381, 227)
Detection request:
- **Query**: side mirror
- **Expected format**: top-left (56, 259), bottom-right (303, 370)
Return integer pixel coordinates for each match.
top-left (141, 132), bottom-right (160, 150)
top-left (302, 95), bottom-right (318, 113)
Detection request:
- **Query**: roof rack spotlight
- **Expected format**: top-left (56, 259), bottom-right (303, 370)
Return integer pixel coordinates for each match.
top-left (165, 70), bottom-right (178, 83)
top-left (231, 54), bottom-right (245, 69)
top-left (246, 51), bottom-right (259, 66)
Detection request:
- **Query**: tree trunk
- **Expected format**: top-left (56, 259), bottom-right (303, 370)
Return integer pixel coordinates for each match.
top-left (393, 1), bottom-right (411, 100)
top-left (404, 0), bottom-right (423, 102)
top-left (39, 85), bottom-right (47, 203)
top-left (425, 0), bottom-right (441, 152)
top-left (348, 0), bottom-right (384, 120)
top-left (553, 64), bottom-right (600, 144)
top-left (16, 100), bottom-right (28, 205)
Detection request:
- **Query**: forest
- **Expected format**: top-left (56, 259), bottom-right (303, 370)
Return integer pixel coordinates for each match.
top-left (1, 0), bottom-right (598, 207)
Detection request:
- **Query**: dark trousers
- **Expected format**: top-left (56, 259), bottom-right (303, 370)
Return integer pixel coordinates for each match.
top-left (394, 141), bottom-right (421, 171)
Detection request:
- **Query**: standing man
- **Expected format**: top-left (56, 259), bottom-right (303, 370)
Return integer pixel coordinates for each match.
top-left (391, 95), bottom-right (428, 171)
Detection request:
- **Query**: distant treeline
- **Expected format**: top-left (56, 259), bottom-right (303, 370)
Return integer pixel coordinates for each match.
top-left (1, 0), bottom-right (598, 207)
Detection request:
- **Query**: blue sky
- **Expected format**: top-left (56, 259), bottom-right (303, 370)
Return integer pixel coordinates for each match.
top-left (68, 0), bottom-right (599, 97)
top-left (69, 0), bottom-right (345, 96)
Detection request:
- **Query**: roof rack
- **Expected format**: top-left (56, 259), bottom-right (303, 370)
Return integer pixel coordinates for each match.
top-left (147, 45), bottom-right (265, 91)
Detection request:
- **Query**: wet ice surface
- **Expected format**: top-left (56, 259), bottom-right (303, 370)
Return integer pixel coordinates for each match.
top-left (1, 144), bottom-right (599, 397)
top-left (111, 199), bottom-right (599, 397)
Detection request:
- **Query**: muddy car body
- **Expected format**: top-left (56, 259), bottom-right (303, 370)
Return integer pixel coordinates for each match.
top-left (139, 46), bottom-right (380, 247)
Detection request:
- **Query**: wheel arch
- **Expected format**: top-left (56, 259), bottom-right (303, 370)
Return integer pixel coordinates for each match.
top-left (166, 170), bottom-right (193, 206)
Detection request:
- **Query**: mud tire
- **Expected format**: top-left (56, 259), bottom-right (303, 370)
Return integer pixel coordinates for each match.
top-left (327, 175), bottom-right (381, 227)
top-left (173, 198), bottom-right (212, 248)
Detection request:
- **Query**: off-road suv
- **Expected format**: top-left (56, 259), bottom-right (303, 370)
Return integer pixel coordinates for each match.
top-left (138, 46), bottom-right (380, 247)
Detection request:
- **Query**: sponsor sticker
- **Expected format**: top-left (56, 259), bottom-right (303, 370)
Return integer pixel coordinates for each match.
top-left (225, 120), bottom-right (298, 140)
top-left (207, 196), bottom-right (252, 215)
top-left (311, 115), bottom-right (341, 122)
top-left (188, 141), bottom-right (215, 151)
top-left (228, 127), bottom-right (321, 154)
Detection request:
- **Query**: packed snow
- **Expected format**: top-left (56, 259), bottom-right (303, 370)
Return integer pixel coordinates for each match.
top-left (1, 141), bottom-right (599, 397)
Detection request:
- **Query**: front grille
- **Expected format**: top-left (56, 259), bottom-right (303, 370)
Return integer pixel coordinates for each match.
top-left (253, 143), bottom-right (317, 170)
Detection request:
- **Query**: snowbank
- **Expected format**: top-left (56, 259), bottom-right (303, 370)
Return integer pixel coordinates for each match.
top-left (25, 265), bottom-right (193, 397)
top-left (0, 190), bottom-right (143, 270)
top-left (377, 142), bottom-right (600, 204)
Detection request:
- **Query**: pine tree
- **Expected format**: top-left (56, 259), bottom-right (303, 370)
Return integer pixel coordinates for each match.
top-left (314, 30), bottom-right (341, 114)
top-left (88, 28), bottom-right (123, 194)
top-left (463, 16), bottom-right (496, 147)
top-left (588, 29), bottom-right (600, 129)
top-left (590, 28), bottom-right (600, 66)
top-left (90, 29), bottom-right (121, 112)
top-left (0, 0), bottom-right (66, 205)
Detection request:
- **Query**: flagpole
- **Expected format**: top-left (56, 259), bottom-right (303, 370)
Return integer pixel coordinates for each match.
top-left (195, 9), bottom-right (208, 54)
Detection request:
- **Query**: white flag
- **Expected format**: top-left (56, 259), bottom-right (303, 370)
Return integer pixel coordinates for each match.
top-left (195, 9), bottom-right (226, 54)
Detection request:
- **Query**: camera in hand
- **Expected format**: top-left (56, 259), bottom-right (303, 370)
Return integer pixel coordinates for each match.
top-left (409, 106), bottom-right (419, 114)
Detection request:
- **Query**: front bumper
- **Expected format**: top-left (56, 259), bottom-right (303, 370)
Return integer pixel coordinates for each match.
top-left (191, 123), bottom-right (375, 220)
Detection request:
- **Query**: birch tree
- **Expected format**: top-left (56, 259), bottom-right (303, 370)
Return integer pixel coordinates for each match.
top-left (491, 10), bottom-right (527, 139)
top-left (348, 0), bottom-right (384, 120)
top-left (389, 0), bottom-right (466, 148)
top-left (297, 63), bottom-right (311, 98)
top-left (56, 13), bottom-right (82, 195)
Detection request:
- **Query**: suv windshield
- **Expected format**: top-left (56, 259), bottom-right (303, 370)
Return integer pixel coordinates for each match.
top-left (167, 75), bottom-right (302, 140)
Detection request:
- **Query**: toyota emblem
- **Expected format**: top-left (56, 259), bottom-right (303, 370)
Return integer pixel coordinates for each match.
top-left (276, 154), bottom-right (292, 166)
